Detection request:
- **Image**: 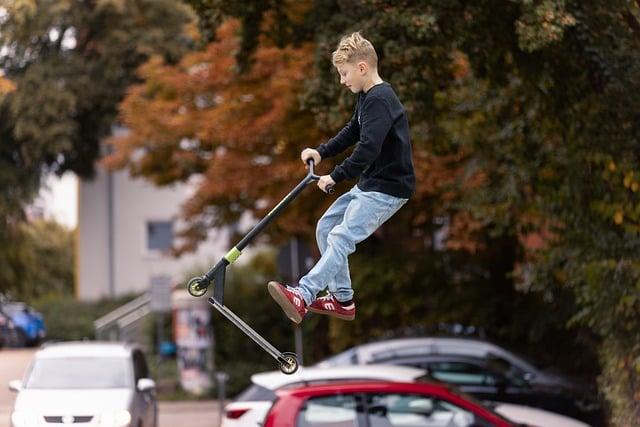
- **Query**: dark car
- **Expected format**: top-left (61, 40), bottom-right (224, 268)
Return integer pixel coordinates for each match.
top-left (1, 302), bottom-right (46, 347)
top-left (315, 337), bottom-right (603, 426)
top-left (0, 309), bottom-right (14, 348)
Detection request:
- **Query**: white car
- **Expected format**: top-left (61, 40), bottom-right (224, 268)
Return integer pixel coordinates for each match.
top-left (493, 403), bottom-right (591, 427)
top-left (222, 364), bottom-right (428, 427)
top-left (8, 341), bottom-right (157, 427)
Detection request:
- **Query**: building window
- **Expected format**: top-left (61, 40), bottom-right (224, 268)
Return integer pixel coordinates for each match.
top-left (146, 221), bottom-right (173, 252)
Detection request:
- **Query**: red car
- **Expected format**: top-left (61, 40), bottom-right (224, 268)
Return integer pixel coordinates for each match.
top-left (263, 380), bottom-right (518, 427)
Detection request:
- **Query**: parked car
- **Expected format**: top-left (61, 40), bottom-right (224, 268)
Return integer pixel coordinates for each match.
top-left (315, 337), bottom-right (603, 426)
top-left (223, 365), bottom-right (590, 427)
top-left (263, 380), bottom-right (516, 427)
top-left (0, 309), bottom-right (13, 348)
top-left (8, 341), bottom-right (157, 427)
top-left (1, 302), bottom-right (46, 346)
top-left (223, 365), bottom-right (428, 427)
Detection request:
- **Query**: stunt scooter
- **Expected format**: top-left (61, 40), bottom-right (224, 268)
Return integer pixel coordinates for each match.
top-left (187, 160), bottom-right (332, 374)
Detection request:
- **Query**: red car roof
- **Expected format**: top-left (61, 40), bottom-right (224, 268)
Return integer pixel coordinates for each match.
top-left (265, 380), bottom-right (514, 427)
top-left (277, 380), bottom-right (451, 398)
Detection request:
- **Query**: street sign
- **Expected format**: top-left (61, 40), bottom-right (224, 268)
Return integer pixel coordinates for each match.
top-left (149, 275), bottom-right (172, 313)
top-left (277, 237), bottom-right (314, 281)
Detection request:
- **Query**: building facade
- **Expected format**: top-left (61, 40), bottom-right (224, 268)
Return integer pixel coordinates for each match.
top-left (76, 166), bottom-right (228, 301)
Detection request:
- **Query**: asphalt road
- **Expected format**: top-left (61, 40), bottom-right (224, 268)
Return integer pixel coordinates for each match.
top-left (0, 348), bottom-right (222, 427)
top-left (0, 348), bottom-right (34, 427)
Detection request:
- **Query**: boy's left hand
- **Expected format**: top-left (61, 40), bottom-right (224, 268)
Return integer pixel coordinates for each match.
top-left (318, 175), bottom-right (335, 193)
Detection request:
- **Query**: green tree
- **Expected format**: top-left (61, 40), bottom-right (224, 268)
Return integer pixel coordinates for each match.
top-left (0, 0), bottom-right (196, 294)
top-left (296, 1), bottom-right (640, 422)
top-left (0, 0), bottom-right (194, 178)
top-left (0, 219), bottom-right (74, 299)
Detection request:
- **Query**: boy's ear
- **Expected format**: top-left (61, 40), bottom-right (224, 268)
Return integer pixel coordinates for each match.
top-left (357, 61), bottom-right (368, 74)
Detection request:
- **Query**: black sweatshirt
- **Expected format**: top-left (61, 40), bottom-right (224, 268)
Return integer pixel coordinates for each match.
top-left (316, 82), bottom-right (416, 199)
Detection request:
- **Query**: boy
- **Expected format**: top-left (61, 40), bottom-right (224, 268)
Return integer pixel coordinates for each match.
top-left (268, 32), bottom-right (415, 323)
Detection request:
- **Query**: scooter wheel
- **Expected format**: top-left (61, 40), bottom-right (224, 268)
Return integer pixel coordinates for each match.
top-left (278, 352), bottom-right (299, 375)
top-left (187, 276), bottom-right (209, 297)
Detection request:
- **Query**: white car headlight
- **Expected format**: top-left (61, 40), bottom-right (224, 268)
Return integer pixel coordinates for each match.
top-left (99, 410), bottom-right (132, 427)
top-left (11, 411), bottom-right (38, 427)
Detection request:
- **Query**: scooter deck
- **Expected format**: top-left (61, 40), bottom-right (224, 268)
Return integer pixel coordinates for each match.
top-left (208, 297), bottom-right (299, 374)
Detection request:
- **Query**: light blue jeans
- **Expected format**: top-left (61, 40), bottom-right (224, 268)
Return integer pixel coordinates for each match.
top-left (297, 185), bottom-right (408, 305)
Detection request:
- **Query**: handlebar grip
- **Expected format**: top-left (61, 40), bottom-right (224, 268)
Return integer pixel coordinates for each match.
top-left (326, 185), bottom-right (335, 194)
top-left (306, 159), bottom-right (315, 175)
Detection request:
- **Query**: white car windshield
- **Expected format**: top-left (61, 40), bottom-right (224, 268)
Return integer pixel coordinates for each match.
top-left (25, 357), bottom-right (132, 389)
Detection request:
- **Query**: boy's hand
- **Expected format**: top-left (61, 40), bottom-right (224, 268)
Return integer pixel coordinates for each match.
top-left (301, 148), bottom-right (321, 167)
top-left (318, 175), bottom-right (335, 193)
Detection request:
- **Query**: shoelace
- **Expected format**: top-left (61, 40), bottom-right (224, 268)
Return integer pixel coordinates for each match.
top-left (317, 293), bottom-right (335, 302)
top-left (285, 285), bottom-right (302, 295)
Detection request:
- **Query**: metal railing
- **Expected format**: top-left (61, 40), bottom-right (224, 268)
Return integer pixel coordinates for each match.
top-left (94, 293), bottom-right (151, 343)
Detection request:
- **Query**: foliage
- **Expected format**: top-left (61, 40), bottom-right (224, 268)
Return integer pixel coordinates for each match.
top-left (0, 219), bottom-right (74, 299)
top-left (0, 75), bottom-right (14, 94)
top-left (0, 0), bottom-right (195, 178)
top-left (108, 0), bottom-right (640, 421)
top-left (297, 1), bottom-right (640, 420)
top-left (31, 293), bottom-right (139, 342)
top-left (0, 0), bottom-right (196, 286)
top-left (104, 19), bottom-right (332, 252)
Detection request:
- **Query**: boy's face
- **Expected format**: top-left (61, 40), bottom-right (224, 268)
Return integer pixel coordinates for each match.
top-left (336, 62), bottom-right (367, 93)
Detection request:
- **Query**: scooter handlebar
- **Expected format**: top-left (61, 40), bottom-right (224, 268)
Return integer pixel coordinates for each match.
top-left (306, 158), bottom-right (316, 176)
top-left (306, 159), bottom-right (334, 194)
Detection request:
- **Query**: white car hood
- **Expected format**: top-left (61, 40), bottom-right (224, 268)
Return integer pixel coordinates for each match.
top-left (494, 403), bottom-right (590, 427)
top-left (14, 389), bottom-right (133, 414)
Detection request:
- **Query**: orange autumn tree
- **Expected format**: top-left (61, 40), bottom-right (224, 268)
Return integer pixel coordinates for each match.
top-left (104, 20), bottom-right (331, 252)
top-left (105, 17), bottom-right (483, 257)
top-left (0, 76), bottom-right (15, 95)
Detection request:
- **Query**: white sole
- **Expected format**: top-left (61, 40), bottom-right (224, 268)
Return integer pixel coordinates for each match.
top-left (307, 306), bottom-right (355, 321)
top-left (268, 282), bottom-right (303, 324)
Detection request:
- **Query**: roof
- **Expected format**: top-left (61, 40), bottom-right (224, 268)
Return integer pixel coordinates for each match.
top-left (359, 337), bottom-right (499, 360)
top-left (277, 380), bottom-right (450, 398)
top-left (36, 341), bottom-right (135, 359)
top-left (316, 337), bottom-right (538, 373)
top-left (251, 364), bottom-right (427, 390)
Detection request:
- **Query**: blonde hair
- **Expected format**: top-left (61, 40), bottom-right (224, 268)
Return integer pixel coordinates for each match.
top-left (332, 32), bottom-right (378, 68)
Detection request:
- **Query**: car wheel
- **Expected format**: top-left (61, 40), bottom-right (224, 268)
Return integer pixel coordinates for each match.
top-left (26, 335), bottom-right (40, 347)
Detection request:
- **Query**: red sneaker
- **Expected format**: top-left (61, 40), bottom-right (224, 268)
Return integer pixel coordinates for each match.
top-left (267, 281), bottom-right (308, 324)
top-left (308, 293), bottom-right (356, 321)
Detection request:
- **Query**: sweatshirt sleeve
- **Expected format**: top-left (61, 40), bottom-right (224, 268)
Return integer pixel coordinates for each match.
top-left (316, 101), bottom-right (360, 159)
top-left (330, 96), bottom-right (392, 183)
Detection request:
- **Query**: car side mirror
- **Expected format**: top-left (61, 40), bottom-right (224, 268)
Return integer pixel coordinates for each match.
top-left (8, 380), bottom-right (23, 392)
top-left (137, 378), bottom-right (156, 392)
top-left (408, 399), bottom-right (434, 416)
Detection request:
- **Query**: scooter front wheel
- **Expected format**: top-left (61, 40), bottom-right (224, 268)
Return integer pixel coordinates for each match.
top-left (187, 276), bottom-right (209, 297)
top-left (278, 352), bottom-right (299, 375)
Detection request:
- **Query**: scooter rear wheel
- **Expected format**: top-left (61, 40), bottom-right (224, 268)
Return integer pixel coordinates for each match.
top-left (278, 352), bottom-right (299, 375)
top-left (187, 276), bottom-right (209, 297)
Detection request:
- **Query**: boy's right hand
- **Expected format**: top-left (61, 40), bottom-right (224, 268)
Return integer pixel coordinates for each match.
top-left (301, 148), bottom-right (321, 167)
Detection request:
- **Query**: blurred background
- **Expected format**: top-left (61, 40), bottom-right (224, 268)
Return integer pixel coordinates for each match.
top-left (1, 1), bottom-right (639, 426)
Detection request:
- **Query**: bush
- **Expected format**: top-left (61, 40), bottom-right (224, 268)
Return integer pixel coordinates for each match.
top-left (32, 293), bottom-right (140, 342)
